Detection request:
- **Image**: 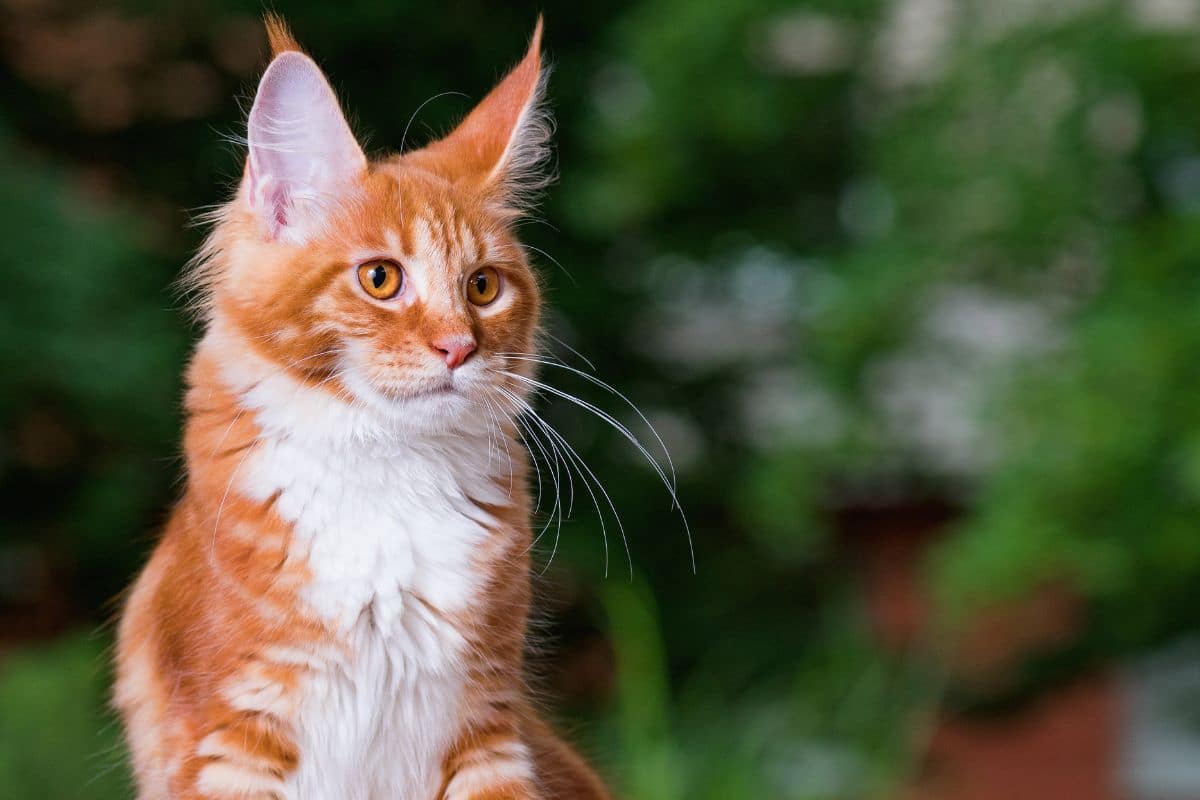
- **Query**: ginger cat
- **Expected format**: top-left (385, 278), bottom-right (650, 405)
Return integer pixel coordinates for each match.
top-left (114, 17), bottom-right (611, 799)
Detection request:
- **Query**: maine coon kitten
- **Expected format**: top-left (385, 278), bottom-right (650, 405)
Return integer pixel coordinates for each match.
top-left (114, 17), bottom-right (611, 799)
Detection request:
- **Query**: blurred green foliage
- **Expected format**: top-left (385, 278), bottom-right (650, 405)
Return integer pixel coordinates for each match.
top-left (0, 633), bottom-right (130, 797)
top-left (4, 0), bottom-right (1200, 797)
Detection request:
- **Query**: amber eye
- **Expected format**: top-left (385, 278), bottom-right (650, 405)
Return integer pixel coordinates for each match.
top-left (357, 260), bottom-right (403, 300)
top-left (467, 267), bottom-right (501, 306)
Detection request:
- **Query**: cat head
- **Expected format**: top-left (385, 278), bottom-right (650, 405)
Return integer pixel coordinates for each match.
top-left (193, 17), bottom-right (549, 436)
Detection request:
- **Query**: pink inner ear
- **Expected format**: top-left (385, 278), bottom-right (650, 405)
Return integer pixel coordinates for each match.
top-left (267, 184), bottom-right (290, 231)
top-left (245, 51), bottom-right (366, 238)
top-left (242, 161), bottom-right (290, 233)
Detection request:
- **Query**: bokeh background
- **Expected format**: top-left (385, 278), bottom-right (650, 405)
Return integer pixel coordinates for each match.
top-left (4, 0), bottom-right (1200, 797)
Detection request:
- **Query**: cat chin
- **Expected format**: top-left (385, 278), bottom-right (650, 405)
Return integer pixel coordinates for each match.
top-left (337, 367), bottom-right (496, 433)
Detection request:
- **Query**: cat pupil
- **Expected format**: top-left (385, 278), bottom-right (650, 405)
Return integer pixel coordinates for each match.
top-left (475, 274), bottom-right (487, 291)
top-left (371, 267), bottom-right (386, 289)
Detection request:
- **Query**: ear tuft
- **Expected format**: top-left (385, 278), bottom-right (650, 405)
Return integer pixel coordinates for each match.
top-left (264, 14), bottom-right (302, 56)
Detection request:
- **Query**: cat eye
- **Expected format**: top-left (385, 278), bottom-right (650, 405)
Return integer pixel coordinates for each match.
top-left (357, 260), bottom-right (404, 300)
top-left (466, 267), bottom-right (501, 306)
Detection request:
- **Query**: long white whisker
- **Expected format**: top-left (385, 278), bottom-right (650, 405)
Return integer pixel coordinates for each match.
top-left (400, 91), bottom-right (469, 154)
top-left (494, 386), bottom-right (566, 549)
top-left (488, 398), bottom-right (516, 495)
top-left (521, 404), bottom-right (598, 574)
top-left (497, 384), bottom-right (576, 517)
top-left (539, 332), bottom-right (596, 371)
top-left (479, 394), bottom-right (500, 475)
top-left (499, 366), bottom-right (694, 574)
top-left (499, 355), bottom-right (677, 493)
top-left (500, 386), bottom-right (629, 578)
top-left (531, 406), bottom-right (630, 579)
top-left (502, 370), bottom-right (680, 506)
top-left (522, 243), bottom-right (576, 285)
top-left (496, 391), bottom-right (544, 513)
top-left (506, 401), bottom-right (563, 551)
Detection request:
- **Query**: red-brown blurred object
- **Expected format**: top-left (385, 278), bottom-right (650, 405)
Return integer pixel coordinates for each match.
top-left (838, 500), bottom-right (1119, 800)
top-left (908, 674), bottom-right (1118, 800)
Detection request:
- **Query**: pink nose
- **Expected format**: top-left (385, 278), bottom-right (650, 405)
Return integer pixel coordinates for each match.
top-left (431, 334), bottom-right (477, 369)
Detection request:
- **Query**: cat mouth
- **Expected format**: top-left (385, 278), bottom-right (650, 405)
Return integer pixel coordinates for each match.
top-left (420, 384), bottom-right (457, 397)
top-left (377, 381), bottom-right (459, 403)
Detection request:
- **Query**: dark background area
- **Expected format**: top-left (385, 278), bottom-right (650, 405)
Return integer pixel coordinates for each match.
top-left (4, 1), bottom-right (1200, 798)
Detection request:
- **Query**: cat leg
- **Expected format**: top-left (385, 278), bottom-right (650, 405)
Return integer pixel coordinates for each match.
top-left (440, 721), bottom-right (542, 800)
top-left (170, 709), bottom-right (298, 800)
top-left (168, 657), bottom-right (304, 800)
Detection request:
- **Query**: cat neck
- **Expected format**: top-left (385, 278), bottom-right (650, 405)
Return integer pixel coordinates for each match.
top-left (181, 320), bottom-right (526, 627)
top-left (182, 320), bottom-right (523, 523)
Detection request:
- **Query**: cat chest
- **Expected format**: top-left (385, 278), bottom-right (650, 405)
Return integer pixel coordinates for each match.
top-left (280, 517), bottom-right (478, 799)
top-left (284, 607), bottom-right (467, 800)
top-left (240, 435), bottom-right (495, 619)
top-left (237, 440), bottom-right (493, 797)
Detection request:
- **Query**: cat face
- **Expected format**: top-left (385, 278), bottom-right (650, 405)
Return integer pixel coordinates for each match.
top-left (196, 19), bottom-right (547, 430)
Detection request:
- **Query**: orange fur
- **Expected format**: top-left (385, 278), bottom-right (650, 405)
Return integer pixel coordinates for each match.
top-left (115, 17), bottom-right (609, 800)
top-left (264, 14), bottom-right (302, 56)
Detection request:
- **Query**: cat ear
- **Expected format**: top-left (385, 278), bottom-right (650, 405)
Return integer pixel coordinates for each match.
top-left (414, 18), bottom-right (549, 214)
top-left (243, 34), bottom-right (366, 241)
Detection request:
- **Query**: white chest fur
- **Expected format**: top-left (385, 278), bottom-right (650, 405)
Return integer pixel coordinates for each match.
top-left (228, 360), bottom-right (513, 800)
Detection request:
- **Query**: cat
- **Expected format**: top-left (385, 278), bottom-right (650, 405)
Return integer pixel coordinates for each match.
top-left (114, 16), bottom-right (611, 799)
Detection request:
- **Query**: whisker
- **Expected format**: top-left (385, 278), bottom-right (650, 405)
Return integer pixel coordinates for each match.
top-left (522, 243), bottom-right (576, 285)
top-left (496, 385), bottom-right (629, 578)
top-left (504, 399), bottom-right (563, 550)
top-left (496, 384), bottom-right (575, 517)
top-left (495, 386), bottom-right (566, 550)
top-left (503, 370), bottom-right (682, 507)
top-left (537, 332), bottom-right (596, 372)
top-left (498, 363), bottom-right (693, 574)
top-left (528, 404), bottom-right (628, 579)
top-left (476, 392), bottom-right (500, 475)
top-left (484, 395), bottom-right (516, 494)
top-left (400, 91), bottom-right (469, 154)
top-left (513, 407), bottom-right (545, 513)
top-left (498, 355), bottom-right (677, 494)
top-left (496, 390), bottom-right (545, 513)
